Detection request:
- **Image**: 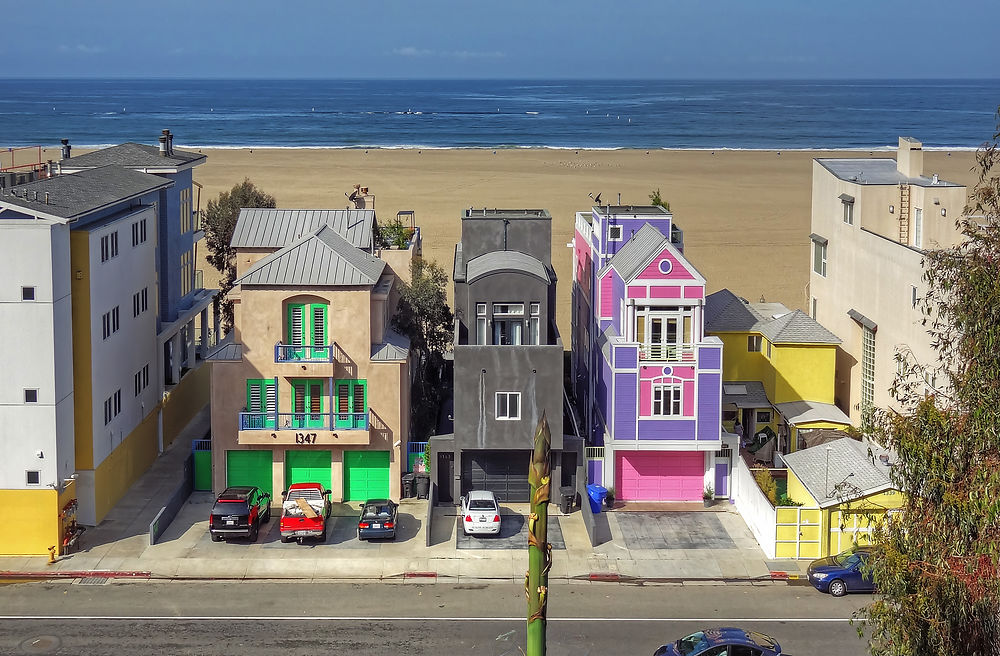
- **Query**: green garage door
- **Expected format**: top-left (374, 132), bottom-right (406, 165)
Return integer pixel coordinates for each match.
top-left (285, 450), bottom-right (332, 490)
top-left (344, 451), bottom-right (390, 501)
top-left (226, 450), bottom-right (273, 497)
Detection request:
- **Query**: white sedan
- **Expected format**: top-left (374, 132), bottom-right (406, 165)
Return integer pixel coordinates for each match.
top-left (461, 490), bottom-right (501, 536)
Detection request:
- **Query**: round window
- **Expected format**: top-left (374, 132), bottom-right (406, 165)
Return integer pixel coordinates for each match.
top-left (658, 258), bottom-right (673, 274)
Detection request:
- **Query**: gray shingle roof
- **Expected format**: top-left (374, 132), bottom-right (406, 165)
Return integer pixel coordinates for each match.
top-left (64, 142), bottom-right (206, 169)
top-left (774, 400), bottom-right (851, 426)
top-left (0, 166), bottom-right (172, 221)
top-left (781, 437), bottom-right (894, 507)
top-left (602, 223), bottom-right (666, 281)
top-left (722, 381), bottom-right (771, 408)
top-left (705, 289), bottom-right (841, 345)
top-left (371, 329), bottom-right (411, 361)
top-left (235, 225), bottom-right (385, 287)
top-left (465, 250), bottom-right (550, 283)
top-left (816, 158), bottom-right (962, 188)
top-left (231, 209), bottom-right (374, 250)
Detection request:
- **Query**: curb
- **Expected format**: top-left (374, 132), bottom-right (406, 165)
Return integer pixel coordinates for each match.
top-left (0, 570), bottom-right (151, 580)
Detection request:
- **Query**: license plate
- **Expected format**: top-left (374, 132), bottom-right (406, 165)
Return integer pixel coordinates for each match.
top-left (478, 517), bottom-right (486, 522)
top-left (371, 523), bottom-right (381, 529)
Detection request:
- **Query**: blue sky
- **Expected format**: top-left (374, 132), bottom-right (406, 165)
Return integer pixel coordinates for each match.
top-left (6, 1), bottom-right (997, 79)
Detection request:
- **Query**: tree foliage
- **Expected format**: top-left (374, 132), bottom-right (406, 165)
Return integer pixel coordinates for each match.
top-left (860, 115), bottom-right (1000, 656)
top-left (649, 188), bottom-right (670, 211)
top-left (202, 178), bottom-right (276, 332)
top-left (392, 259), bottom-right (453, 440)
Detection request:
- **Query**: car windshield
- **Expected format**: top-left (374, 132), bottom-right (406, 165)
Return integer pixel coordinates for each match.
top-left (833, 549), bottom-right (864, 567)
top-left (747, 631), bottom-right (777, 649)
top-left (469, 500), bottom-right (496, 511)
top-left (675, 632), bottom-right (707, 656)
top-left (213, 501), bottom-right (249, 515)
top-left (363, 504), bottom-right (392, 518)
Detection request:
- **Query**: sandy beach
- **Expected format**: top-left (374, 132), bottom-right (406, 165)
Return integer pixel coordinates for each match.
top-left (19, 146), bottom-right (979, 339)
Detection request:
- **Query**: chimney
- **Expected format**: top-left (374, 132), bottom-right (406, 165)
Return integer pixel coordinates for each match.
top-left (161, 129), bottom-right (173, 156)
top-left (60, 139), bottom-right (71, 160)
top-left (897, 136), bottom-right (923, 179)
top-left (158, 134), bottom-right (168, 157)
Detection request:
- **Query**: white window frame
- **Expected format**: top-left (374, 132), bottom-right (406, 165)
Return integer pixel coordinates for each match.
top-left (528, 302), bottom-right (541, 345)
top-left (26, 470), bottom-right (40, 486)
top-left (813, 240), bottom-right (827, 277)
top-left (913, 208), bottom-right (923, 248)
top-left (476, 303), bottom-right (487, 345)
top-left (495, 391), bottom-right (521, 420)
top-left (651, 383), bottom-right (683, 417)
top-left (608, 225), bottom-right (623, 242)
top-left (842, 199), bottom-right (854, 225)
top-left (756, 410), bottom-right (772, 424)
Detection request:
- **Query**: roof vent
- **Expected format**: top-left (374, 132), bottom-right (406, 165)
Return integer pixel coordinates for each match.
top-left (60, 139), bottom-right (71, 160)
top-left (932, 173), bottom-right (939, 185)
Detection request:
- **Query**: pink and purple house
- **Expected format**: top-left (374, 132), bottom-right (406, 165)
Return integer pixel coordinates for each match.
top-left (571, 206), bottom-right (726, 502)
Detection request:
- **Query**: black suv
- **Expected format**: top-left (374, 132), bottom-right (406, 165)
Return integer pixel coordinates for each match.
top-left (210, 486), bottom-right (271, 542)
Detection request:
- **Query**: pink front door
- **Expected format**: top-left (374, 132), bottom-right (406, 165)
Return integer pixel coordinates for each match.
top-left (616, 451), bottom-right (705, 501)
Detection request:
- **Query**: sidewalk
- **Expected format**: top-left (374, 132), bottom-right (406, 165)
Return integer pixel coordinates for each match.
top-left (0, 411), bottom-right (810, 584)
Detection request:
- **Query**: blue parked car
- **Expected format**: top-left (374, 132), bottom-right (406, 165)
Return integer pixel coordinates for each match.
top-left (653, 628), bottom-right (782, 656)
top-left (807, 545), bottom-right (876, 597)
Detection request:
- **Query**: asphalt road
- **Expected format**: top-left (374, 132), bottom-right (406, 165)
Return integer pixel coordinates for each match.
top-left (0, 580), bottom-right (873, 655)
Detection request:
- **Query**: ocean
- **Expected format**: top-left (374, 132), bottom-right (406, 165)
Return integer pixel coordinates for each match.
top-left (1, 79), bottom-right (997, 150)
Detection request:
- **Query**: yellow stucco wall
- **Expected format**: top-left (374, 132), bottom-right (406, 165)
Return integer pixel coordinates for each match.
top-left (162, 362), bottom-right (210, 450)
top-left (69, 231), bottom-right (94, 471)
top-left (714, 332), bottom-right (775, 392)
top-left (770, 343), bottom-right (837, 404)
top-left (0, 488), bottom-right (59, 556)
top-left (92, 407), bottom-right (159, 523)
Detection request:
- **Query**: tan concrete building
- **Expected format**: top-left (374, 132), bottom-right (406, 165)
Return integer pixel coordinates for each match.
top-left (808, 137), bottom-right (967, 423)
top-left (208, 209), bottom-right (418, 503)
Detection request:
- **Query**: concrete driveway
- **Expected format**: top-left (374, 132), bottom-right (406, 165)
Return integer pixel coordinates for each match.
top-left (615, 511), bottom-right (736, 550)
top-left (455, 512), bottom-right (566, 550)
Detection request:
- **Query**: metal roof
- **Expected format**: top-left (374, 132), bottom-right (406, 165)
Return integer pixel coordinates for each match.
top-left (705, 289), bottom-right (841, 344)
top-left (0, 166), bottom-right (172, 221)
top-left (593, 204), bottom-right (671, 217)
top-left (465, 250), bottom-right (550, 283)
top-left (722, 381), bottom-right (771, 409)
top-left (774, 400), bottom-right (851, 426)
top-left (371, 329), bottom-right (411, 361)
top-left (781, 437), bottom-right (895, 508)
top-left (816, 158), bottom-right (963, 188)
top-left (231, 208), bottom-right (374, 250)
top-left (205, 339), bottom-right (243, 362)
top-left (63, 142), bottom-right (206, 169)
top-left (602, 223), bottom-right (667, 281)
top-left (235, 225), bottom-right (385, 287)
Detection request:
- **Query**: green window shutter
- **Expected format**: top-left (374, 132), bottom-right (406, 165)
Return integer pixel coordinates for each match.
top-left (247, 379), bottom-right (277, 429)
top-left (288, 304), bottom-right (305, 346)
top-left (247, 380), bottom-right (263, 412)
top-left (311, 304), bottom-right (327, 346)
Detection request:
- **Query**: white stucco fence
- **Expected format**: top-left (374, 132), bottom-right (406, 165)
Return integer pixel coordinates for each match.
top-left (731, 454), bottom-right (776, 559)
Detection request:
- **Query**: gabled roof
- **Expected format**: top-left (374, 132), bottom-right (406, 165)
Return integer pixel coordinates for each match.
top-left (774, 400), bottom-right (851, 426)
top-left (782, 437), bottom-right (895, 508)
top-left (235, 225), bottom-right (385, 287)
top-left (371, 329), bottom-right (411, 361)
top-left (722, 381), bottom-right (771, 409)
top-left (600, 222), bottom-right (705, 284)
top-left (465, 250), bottom-right (551, 283)
top-left (62, 142), bottom-right (206, 170)
top-left (705, 289), bottom-right (841, 345)
top-left (0, 166), bottom-right (172, 222)
top-left (231, 208), bottom-right (374, 250)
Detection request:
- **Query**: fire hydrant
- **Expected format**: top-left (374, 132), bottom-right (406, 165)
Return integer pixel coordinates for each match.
top-left (47, 546), bottom-right (57, 565)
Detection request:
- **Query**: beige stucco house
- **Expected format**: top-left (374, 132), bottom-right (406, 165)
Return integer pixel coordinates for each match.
top-left (808, 137), bottom-right (967, 422)
top-left (208, 209), bottom-right (417, 503)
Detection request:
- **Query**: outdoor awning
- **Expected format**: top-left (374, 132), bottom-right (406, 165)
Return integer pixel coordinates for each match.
top-left (722, 381), bottom-right (771, 409)
top-left (838, 193), bottom-right (855, 204)
top-left (848, 309), bottom-right (877, 331)
top-left (809, 232), bottom-right (828, 246)
top-left (774, 400), bottom-right (851, 426)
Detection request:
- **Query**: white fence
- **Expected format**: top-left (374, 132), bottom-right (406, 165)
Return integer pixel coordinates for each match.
top-left (731, 455), bottom-right (776, 559)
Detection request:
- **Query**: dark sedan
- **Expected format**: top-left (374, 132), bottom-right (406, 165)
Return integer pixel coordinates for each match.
top-left (807, 545), bottom-right (876, 596)
top-left (653, 628), bottom-right (783, 656)
top-left (357, 499), bottom-right (398, 540)
top-left (210, 486), bottom-right (271, 542)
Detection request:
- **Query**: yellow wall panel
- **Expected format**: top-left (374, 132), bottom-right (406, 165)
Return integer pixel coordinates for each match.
top-left (0, 489), bottom-right (59, 555)
top-left (70, 231), bottom-right (94, 471)
top-left (162, 363), bottom-right (210, 450)
top-left (785, 472), bottom-right (818, 506)
top-left (770, 344), bottom-right (837, 404)
top-left (92, 410), bottom-right (159, 523)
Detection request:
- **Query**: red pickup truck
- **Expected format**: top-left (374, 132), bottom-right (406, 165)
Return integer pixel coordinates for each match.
top-left (279, 483), bottom-right (332, 544)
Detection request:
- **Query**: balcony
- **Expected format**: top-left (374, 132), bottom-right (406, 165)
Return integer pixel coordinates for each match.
top-left (238, 411), bottom-right (371, 446)
top-left (639, 343), bottom-right (696, 362)
top-left (274, 343), bottom-right (335, 363)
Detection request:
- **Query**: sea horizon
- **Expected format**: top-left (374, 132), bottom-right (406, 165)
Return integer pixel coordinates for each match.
top-left (2, 78), bottom-right (998, 150)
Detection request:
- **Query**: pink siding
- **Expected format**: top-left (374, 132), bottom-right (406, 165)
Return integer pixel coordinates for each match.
top-left (616, 451), bottom-right (704, 501)
top-left (683, 286), bottom-right (704, 299)
top-left (636, 247), bottom-right (696, 281)
top-left (683, 380), bottom-right (695, 415)
top-left (639, 366), bottom-right (695, 381)
top-left (574, 232), bottom-right (590, 293)
top-left (639, 380), bottom-right (651, 415)
top-left (650, 286), bottom-right (682, 299)
top-left (600, 273), bottom-right (612, 317)
top-left (627, 285), bottom-right (647, 300)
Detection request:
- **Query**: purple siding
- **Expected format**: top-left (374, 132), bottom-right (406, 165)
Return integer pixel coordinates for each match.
top-left (596, 355), bottom-right (612, 429)
top-left (714, 462), bottom-right (729, 497)
top-left (614, 372), bottom-right (637, 440)
top-left (614, 344), bottom-right (638, 370)
top-left (616, 217), bottom-right (673, 247)
top-left (588, 459), bottom-right (603, 486)
top-left (637, 418), bottom-right (697, 439)
top-left (611, 274), bottom-right (625, 334)
top-left (698, 344), bottom-right (722, 370)
top-left (697, 372), bottom-right (722, 441)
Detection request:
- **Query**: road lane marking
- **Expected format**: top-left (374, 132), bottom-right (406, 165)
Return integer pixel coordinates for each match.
top-left (0, 616), bottom-right (856, 623)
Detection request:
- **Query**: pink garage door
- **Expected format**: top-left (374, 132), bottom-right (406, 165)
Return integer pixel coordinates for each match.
top-left (616, 451), bottom-right (705, 501)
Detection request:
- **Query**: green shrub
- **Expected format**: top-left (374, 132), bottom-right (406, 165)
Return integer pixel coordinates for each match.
top-left (777, 493), bottom-right (803, 507)
top-left (754, 469), bottom-right (778, 505)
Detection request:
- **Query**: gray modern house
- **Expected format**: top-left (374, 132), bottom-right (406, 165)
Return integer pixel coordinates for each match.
top-left (431, 209), bottom-right (573, 503)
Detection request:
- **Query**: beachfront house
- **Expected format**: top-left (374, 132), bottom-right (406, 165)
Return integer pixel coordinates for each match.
top-left (808, 137), bottom-right (967, 423)
top-left (571, 205), bottom-right (726, 502)
top-left (430, 209), bottom-right (574, 504)
top-left (0, 134), bottom-right (218, 555)
top-left (207, 209), bottom-right (417, 503)
top-left (704, 289), bottom-right (850, 465)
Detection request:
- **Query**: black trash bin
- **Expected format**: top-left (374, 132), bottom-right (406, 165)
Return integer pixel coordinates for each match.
top-left (402, 473), bottom-right (416, 499)
top-left (414, 473), bottom-right (430, 499)
top-left (558, 486), bottom-right (576, 514)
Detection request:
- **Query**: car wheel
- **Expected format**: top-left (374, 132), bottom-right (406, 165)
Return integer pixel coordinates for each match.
top-left (249, 523), bottom-right (259, 542)
top-left (262, 507), bottom-right (271, 523)
top-left (297, 537), bottom-right (305, 545)
top-left (280, 535), bottom-right (291, 544)
top-left (211, 533), bottom-right (223, 542)
top-left (829, 579), bottom-right (847, 597)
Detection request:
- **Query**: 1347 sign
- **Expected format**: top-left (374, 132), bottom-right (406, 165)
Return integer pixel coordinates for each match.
top-left (295, 433), bottom-right (317, 444)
